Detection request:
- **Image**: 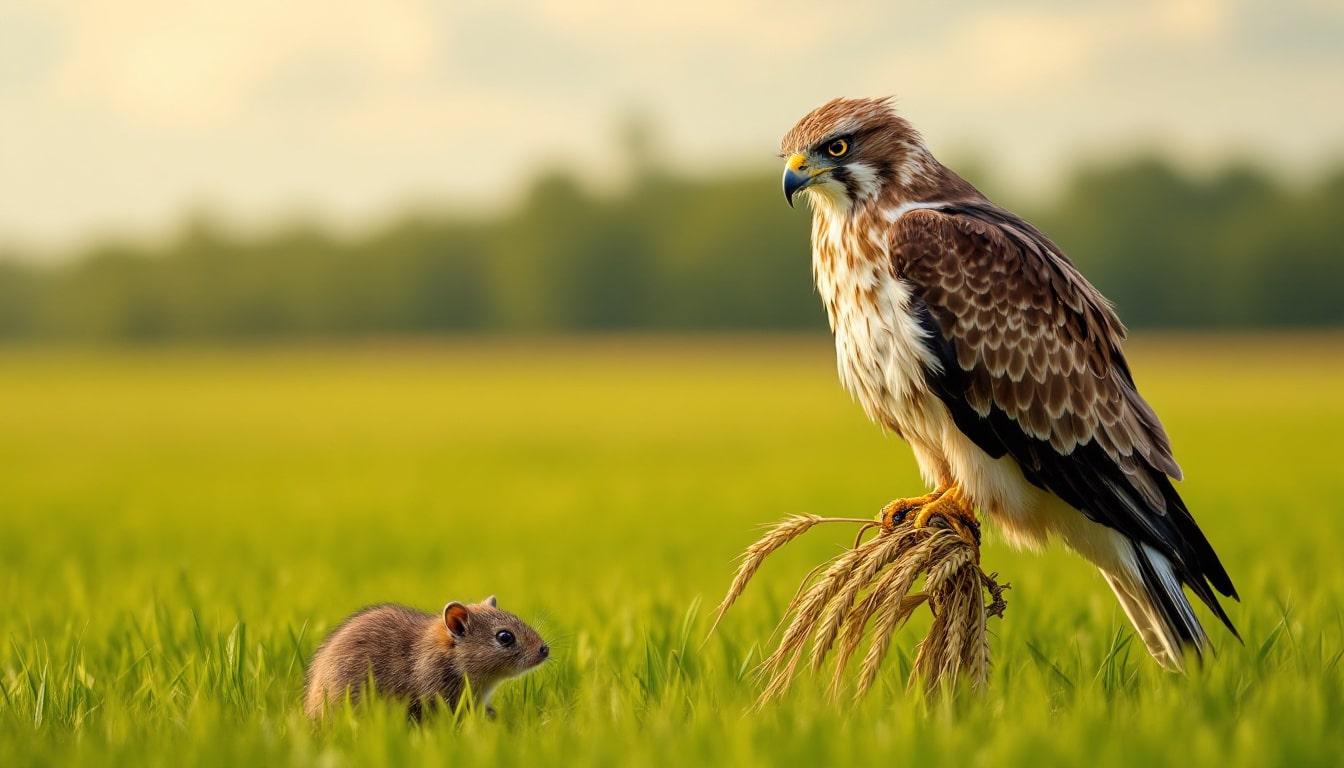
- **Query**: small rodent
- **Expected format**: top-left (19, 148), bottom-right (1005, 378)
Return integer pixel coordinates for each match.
top-left (303, 596), bottom-right (549, 720)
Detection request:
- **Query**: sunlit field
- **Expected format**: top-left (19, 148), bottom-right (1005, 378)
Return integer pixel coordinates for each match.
top-left (2, 335), bottom-right (1342, 766)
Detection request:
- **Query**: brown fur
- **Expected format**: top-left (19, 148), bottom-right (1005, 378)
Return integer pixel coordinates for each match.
top-left (303, 597), bottom-right (548, 720)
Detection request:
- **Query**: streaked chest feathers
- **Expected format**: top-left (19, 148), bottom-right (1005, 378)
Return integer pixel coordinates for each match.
top-left (811, 208), bottom-right (940, 439)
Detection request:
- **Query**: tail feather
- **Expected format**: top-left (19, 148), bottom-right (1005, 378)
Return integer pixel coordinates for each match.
top-left (1102, 542), bottom-right (1214, 672)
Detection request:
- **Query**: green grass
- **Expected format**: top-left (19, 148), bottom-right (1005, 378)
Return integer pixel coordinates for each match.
top-left (2, 334), bottom-right (1342, 766)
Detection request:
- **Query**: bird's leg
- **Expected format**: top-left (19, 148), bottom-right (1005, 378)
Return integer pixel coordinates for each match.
top-left (880, 483), bottom-right (981, 548)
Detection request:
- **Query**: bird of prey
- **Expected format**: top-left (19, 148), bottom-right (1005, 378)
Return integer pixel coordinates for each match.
top-left (780, 97), bottom-right (1238, 670)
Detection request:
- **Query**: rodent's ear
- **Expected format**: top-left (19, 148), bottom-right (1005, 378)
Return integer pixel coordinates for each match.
top-left (483, 595), bottom-right (497, 608)
top-left (443, 602), bottom-right (471, 638)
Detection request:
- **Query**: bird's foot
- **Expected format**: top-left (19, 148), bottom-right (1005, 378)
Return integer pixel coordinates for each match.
top-left (879, 483), bottom-right (981, 551)
top-left (878, 485), bottom-right (949, 530)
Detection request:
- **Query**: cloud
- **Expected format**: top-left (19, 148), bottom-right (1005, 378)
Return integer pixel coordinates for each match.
top-left (0, 0), bottom-right (1341, 250)
top-left (39, 0), bottom-right (439, 127)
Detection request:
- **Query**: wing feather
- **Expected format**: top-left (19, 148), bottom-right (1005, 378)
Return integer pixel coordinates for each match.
top-left (892, 204), bottom-right (1238, 628)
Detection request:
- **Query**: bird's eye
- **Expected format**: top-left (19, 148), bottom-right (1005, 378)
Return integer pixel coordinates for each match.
top-left (495, 630), bottom-right (515, 647)
top-left (826, 139), bottom-right (849, 157)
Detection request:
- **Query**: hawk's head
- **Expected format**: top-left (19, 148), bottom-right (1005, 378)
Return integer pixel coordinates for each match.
top-left (780, 97), bottom-right (935, 212)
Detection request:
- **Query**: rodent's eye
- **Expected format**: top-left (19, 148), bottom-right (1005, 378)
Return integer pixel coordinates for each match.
top-left (826, 138), bottom-right (849, 158)
top-left (495, 630), bottom-right (515, 647)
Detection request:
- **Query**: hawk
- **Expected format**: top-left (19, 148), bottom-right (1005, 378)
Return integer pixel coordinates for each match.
top-left (780, 97), bottom-right (1238, 670)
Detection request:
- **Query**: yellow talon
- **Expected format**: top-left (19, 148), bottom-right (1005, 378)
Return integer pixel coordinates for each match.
top-left (880, 484), bottom-right (982, 553)
top-left (879, 484), bottom-right (950, 530)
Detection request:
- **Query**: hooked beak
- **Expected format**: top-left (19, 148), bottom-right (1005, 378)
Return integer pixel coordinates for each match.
top-left (783, 153), bottom-right (826, 207)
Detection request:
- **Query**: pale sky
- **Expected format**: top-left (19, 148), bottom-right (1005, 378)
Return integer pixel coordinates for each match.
top-left (2, 0), bottom-right (1342, 254)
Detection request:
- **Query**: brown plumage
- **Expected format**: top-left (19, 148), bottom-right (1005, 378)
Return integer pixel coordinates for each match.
top-left (780, 97), bottom-right (1238, 670)
top-left (303, 597), bottom-right (548, 720)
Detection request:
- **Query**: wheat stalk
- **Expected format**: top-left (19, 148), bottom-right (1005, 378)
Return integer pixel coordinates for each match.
top-left (852, 540), bottom-right (937, 700)
top-left (828, 587), bottom-right (925, 701)
top-left (756, 542), bottom-right (870, 703)
top-left (713, 509), bottom-right (1008, 704)
top-left (707, 515), bottom-right (873, 639)
top-left (806, 531), bottom-right (907, 675)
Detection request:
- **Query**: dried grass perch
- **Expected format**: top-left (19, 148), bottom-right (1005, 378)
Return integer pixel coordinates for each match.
top-left (709, 512), bottom-right (1008, 704)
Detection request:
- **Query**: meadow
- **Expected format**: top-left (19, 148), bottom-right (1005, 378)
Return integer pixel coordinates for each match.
top-left (2, 334), bottom-right (1341, 766)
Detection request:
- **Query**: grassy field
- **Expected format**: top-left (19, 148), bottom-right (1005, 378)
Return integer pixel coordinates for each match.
top-left (2, 334), bottom-right (1342, 766)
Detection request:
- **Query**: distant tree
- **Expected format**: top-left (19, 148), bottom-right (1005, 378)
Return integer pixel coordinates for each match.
top-left (0, 154), bottom-right (1340, 341)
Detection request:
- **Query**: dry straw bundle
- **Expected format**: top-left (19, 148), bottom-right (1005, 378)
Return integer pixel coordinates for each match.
top-left (709, 512), bottom-right (1009, 704)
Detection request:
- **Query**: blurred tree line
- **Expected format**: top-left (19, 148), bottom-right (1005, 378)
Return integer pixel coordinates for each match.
top-left (0, 155), bottom-right (1341, 341)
